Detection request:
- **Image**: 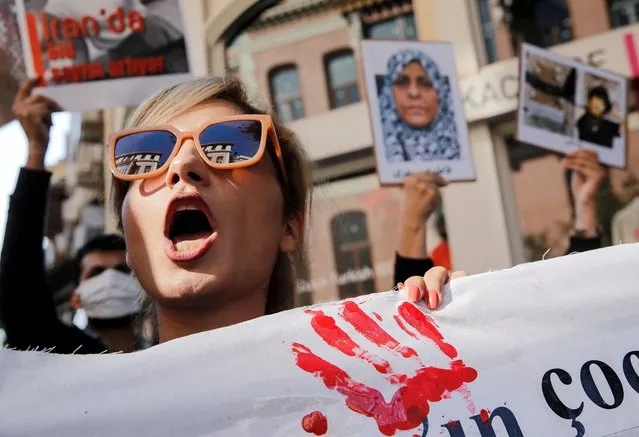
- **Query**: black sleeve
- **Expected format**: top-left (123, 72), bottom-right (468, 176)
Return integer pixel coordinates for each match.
top-left (565, 236), bottom-right (601, 255)
top-left (393, 253), bottom-right (435, 286)
top-left (577, 114), bottom-right (586, 133)
top-left (0, 168), bottom-right (107, 354)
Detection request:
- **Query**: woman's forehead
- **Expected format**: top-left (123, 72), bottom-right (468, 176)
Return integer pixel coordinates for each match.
top-left (164, 100), bottom-right (242, 130)
top-left (402, 61), bottom-right (426, 71)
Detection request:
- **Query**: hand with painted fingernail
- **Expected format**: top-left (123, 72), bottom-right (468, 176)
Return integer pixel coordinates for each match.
top-left (399, 266), bottom-right (467, 310)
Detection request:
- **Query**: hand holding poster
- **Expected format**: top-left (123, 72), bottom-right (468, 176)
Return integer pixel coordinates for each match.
top-left (517, 42), bottom-right (628, 168)
top-left (361, 40), bottom-right (475, 185)
top-left (13, 0), bottom-right (194, 112)
top-left (1, 244), bottom-right (639, 436)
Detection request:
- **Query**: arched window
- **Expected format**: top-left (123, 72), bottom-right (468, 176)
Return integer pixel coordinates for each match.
top-left (495, 0), bottom-right (572, 54)
top-left (330, 211), bottom-right (376, 299)
top-left (269, 65), bottom-right (304, 122)
top-left (324, 49), bottom-right (360, 109)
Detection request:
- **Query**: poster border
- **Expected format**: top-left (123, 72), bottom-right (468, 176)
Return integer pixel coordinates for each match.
top-left (359, 38), bottom-right (477, 188)
top-left (515, 42), bottom-right (629, 169)
top-left (13, 0), bottom-right (196, 112)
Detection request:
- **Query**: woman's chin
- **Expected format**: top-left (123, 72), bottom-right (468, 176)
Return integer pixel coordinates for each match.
top-left (146, 272), bottom-right (225, 308)
top-left (403, 117), bottom-right (434, 129)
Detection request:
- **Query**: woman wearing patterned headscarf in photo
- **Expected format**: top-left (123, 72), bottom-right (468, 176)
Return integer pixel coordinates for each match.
top-left (379, 49), bottom-right (460, 162)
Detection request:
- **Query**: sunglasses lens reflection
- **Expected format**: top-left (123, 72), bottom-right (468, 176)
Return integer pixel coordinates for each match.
top-left (199, 120), bottom-right (262, 165)
top-left (114, 130), bottom-right (177, 176)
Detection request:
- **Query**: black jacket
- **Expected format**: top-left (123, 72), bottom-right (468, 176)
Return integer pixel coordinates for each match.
top-left (0, 168), bottom-right (107, 354)
top-left (393, 236), bottom-right (602, 285)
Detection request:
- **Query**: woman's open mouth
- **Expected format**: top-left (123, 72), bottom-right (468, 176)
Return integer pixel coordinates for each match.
top-left (164, 193), bottom-right (217, 263)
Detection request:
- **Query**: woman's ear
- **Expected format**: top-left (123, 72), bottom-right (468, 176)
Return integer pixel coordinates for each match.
top-left (280, 213), bottom-right (302, 253)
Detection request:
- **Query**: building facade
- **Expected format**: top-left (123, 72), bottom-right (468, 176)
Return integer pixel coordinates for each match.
top-left (103, 0), bottom-right (639, 306)
top-left (116, 153), bottom-right (162, 175)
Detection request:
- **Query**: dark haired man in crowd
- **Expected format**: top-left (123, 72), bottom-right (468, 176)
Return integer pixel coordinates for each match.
top-left (0, 78), bottom-right (142, 354)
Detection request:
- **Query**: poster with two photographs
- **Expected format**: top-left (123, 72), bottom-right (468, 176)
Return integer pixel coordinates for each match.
top-left (360, 40), bottom-right (475, 185)
top-left (517, 42), bottom-right (628, 168)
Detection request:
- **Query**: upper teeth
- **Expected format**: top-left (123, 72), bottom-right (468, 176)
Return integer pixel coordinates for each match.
top-left (177, 205), bottom-right (199, 212)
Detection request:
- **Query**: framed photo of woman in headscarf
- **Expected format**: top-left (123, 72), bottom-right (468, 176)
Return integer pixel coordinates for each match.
top-left (361, 40), bottom-right (474, 185)
top-left (517, 43), bottom-right (628, 168)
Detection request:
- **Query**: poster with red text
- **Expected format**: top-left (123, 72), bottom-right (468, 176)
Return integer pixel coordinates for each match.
top-left (13, 0), bottom-right (194, 112)
top-left (0, 0), bottom-right (28, 126)
top-left (1, 244), bottom-right (639, 436)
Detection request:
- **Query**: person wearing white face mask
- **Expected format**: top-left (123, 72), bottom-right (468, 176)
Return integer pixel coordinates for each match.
top-left (67, 236), bottom-right (145, 352)
top-left (0, 79), bottom-right (144, 354)
top-left (74, 268), bottom-right (142, 322)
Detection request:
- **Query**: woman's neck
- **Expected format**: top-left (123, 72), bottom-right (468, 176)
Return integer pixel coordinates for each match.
top-left (156, 292), bottom-right (267, 343)
top-left (95, 327), bottom-right (137, 353)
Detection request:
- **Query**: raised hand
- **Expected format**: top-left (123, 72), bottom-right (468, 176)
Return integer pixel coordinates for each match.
top-left (292, 299), bottom-right (477, 436)
top-left (12, 77), bottom-right (62, 169)
top-left (402, 172), bottom-right (447, 225)
top-left (562, 149), bottom-right (605, 237)
top-left (398, 172), bottom-right (447, 259)
top-left (563, 149), bottom-right (605, 206)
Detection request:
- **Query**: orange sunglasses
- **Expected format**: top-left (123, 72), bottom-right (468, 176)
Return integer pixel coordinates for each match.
top-left (106, 114), bottom-right (287, 186)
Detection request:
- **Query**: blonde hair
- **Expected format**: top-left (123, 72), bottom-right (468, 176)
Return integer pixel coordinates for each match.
top-left (111, 75), bottom-right (312, 314)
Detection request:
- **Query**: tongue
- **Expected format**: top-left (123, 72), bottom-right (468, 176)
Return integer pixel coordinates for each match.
top-left (173, 231), bottom-right (212, 252)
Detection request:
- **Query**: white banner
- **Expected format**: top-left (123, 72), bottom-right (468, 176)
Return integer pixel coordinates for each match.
top-left (1, 244), bottom-right (639, 436)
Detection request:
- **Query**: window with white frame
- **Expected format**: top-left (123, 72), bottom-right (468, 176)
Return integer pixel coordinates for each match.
top-left (324, 49), bottom-right (360, 109)
top-left (269, 65), bottom-right (304, 123)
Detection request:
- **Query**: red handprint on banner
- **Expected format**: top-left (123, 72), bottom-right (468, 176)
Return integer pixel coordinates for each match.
top-left (292, 300), bottom-right (478, 436)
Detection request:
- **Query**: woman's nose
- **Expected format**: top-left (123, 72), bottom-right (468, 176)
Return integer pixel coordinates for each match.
top-left (165, 140), bottom-right (210, 188)
top-left (408, 81), bottom-right (420, 98)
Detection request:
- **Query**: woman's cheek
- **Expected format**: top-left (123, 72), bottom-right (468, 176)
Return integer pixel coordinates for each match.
top-left (121, 190), bottom-right (146, 240)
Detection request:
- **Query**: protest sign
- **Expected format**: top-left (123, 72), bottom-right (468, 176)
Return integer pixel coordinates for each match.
top-left (12, 0), bottom-right (194, 112)
top-left (361, 40), bottom-right (475, 185)
top-left (0, 0), bottom-right (28, 126)
top-left (1, 244), bottom-right (639, 436)
top-left (517, 42), bottom-right (628, 168)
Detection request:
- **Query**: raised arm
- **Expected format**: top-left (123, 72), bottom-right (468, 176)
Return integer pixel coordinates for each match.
top-left (562, 149), bottom-right (605, 254)
top-left (0, 78), bottom-right (105, 353)
top-left (394, 173), bottom-right (446, 285)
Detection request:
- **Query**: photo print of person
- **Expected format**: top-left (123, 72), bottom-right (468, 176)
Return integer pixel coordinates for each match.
top-left (517, 43), bottom-right (627, 168)
top-left (13, 0), bottom-right (195, 112)
top-left (577, 73), bottom-right (623, 149)
top-left (361, 40), bottom-right (474, 185)
top-left (380, 49), bottom-right (460, 162)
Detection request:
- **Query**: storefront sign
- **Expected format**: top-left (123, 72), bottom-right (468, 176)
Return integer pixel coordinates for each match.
top-left (462, 24), bottom-right (639, 123)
